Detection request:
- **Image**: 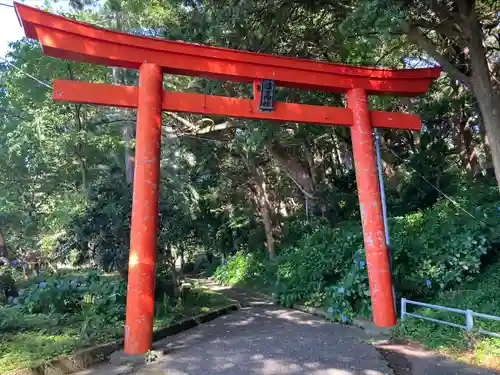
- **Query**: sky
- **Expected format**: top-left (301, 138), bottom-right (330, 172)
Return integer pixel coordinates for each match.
top-left (0, 1), bottom-right (30, 57)
top-left (0, 0), bottom-right (69, 57)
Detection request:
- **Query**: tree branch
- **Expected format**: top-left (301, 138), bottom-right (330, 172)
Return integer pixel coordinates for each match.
top-left (165, 112), bottom-right (198, 132)
top-left (413, 18), bottom-right (464, 41)
top-left (399, 20), bottom-right (472, 89)
top-left (197, 121), bottom-right (233, 134)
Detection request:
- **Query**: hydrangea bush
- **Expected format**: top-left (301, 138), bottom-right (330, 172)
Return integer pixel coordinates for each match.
top-left (7, 271), bottom-right (125, 317)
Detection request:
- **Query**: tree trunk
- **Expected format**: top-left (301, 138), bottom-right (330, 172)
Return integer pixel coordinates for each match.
top-left (303, 139), bottom-right (316, 185)
top-left (475, 106), bottom-right (496, 177)
top-left (0, 229), bottom-right (6, 259)
top-left (266, 140), bottom-right (315, 199)
top-left (458, 114), bottom-right (480, 175)
top-left (330, 133), bottom-right (344, 177)
top-left (450, 84), bottom-right (480, 175)
top-left (76, 153), bottom-right (88, 190)
top-left (303, 139), bottom-right (318, 216)
top-left (67, 64), bottom-right (89, 190)
top-left (74, 105), bottom-right (89, 190)
top-left (32, 262), bottom-right (40, 277)
top-left (254, 167), bottom-right (276, 259)
top-left (111, 13), bottom-right (135, 184)
top-left (242, 155), bottom-right (276, 259)
top-left (472, 89), bottom-right (500, 185)
top-left (462, 3), bottom-right (500, 189)
top-left (338, 138), bottom-right (354, 171)
top-left (399, 1), bottom-right (499, 187)
top-left (179, 245), bottom-right (185, 272)
top-left (379, 136), bottom-right (405, 189)
top-left (123, 122), bottom-right (135, 184)
top-left (113, 67), bottom-right (135, 184)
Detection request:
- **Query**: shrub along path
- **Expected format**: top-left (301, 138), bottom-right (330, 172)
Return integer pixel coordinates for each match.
top-left (0, 274), bottom-right (233, 373)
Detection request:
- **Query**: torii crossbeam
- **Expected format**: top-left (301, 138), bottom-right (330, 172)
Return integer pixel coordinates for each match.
top-left (15, 2), bottom-right (441, 355)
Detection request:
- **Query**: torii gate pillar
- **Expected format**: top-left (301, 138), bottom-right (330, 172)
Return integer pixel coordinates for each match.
top-left (348, 88), bottom-right (394, 324)
top-left (124, 63), bottom-right (163, 354)
top-left (14, 2), bottom-right (441, 355)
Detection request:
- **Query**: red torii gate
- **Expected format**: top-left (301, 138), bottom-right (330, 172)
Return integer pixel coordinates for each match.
top-left (15, 3), bottom-right (441, 355)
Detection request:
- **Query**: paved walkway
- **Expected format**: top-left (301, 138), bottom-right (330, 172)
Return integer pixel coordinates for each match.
top-left (76, 281), bottom-right (497, 375)
top-left (135, 282), bottom-right (391, 375)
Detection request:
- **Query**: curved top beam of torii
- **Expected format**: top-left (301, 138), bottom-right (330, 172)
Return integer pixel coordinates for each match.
top-left (15, 2), bottom-right (440, 96)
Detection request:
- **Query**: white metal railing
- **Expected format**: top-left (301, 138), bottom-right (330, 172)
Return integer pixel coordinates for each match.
top-left (401, 298), bottom-right (500, 338)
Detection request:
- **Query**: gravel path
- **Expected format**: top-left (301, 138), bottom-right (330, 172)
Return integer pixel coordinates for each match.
top-left (128, 282), bottom-right (392, 375)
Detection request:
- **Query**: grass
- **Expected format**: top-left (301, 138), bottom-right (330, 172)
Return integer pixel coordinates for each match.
top-left (0, 330), bottom-right (80, 372)
top-left (0, 274), bottom-right (233, 373)
top-left (393, 261), bottom-right (500, 369)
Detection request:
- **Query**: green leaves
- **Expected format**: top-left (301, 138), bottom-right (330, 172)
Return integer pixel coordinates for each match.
top-left (6, 271), bottom-right (126, 316)
top-left (0, 39), bottom-right (119, 263)
top-left (390, 182), bottom-right (500, 296)
top-left (274, 222), bottom-right (363, 307)
top-left (213, 251), bottom-right (276, 292)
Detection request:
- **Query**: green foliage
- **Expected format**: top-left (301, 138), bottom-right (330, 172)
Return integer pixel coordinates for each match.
top-left (0, 328), bottom-right (80, 373)
top-left (324, 249), bottom-right (371, 322)
top-left (154, 284), bottom-right (231, 327)
top-left (55, 170), bottom-right (132, 271)
top-left (2, 0), bottom-right (500, 370)
top-left (0, 271), bottom-right (124, 372)
top-left (214, 252), bottom-right (258, 284)
top-left (213, 250), bottom-right (276, 293)
top-left (214, 181), bottom-right (500, 324)
top-left (0, 308), bottom-right (56, 333)
top-left (0, 40), bottom-right (115, 263)
top-left (390, 184), bottom-right (500, 297)
top-left (386, 139), bottom-right (457, 216)
top-left (8, 271), bottom-right (125, 316)
top-left (196, 258), bottom-right (221, 277)
top-left (0, 264), bottom-right (18, 304)
top-left (278, 216), bottom-right (331, 249)
top-left (275, 223), bottom-right (362, 307)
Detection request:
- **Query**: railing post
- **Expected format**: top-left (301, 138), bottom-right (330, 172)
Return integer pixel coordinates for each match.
top-left (401, 298), bottom-right (407, 321)
top-left (466, 310), bottom-right (474, 331)
top-left (374, 128), bottom-right (397, 313)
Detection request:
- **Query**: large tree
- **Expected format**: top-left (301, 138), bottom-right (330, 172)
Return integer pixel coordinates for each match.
top-left (338, 0), bottom-right (500, 189)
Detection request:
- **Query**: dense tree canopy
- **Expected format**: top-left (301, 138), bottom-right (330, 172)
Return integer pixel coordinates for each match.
top-left (0, 0), bottom-right (499, 268)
